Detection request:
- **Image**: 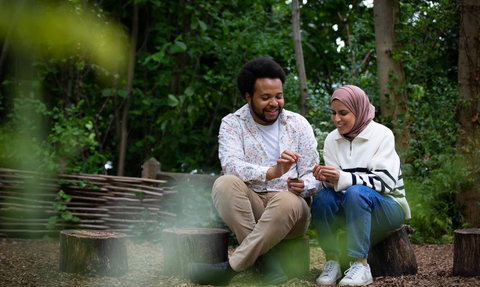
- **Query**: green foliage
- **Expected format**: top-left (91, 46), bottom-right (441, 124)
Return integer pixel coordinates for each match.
top-left (0, 91), bottom-right (106, 174)
top-left (404, 152), bottom-right (476, 244)
top-left (47, 190), bottom-right (81, 230)
top-left (0, 0), bottom-right (471, 244)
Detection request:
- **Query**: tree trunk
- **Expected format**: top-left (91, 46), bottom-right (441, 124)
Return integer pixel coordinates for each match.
top-left (117, 3), bottom-right (139, 176)
top-left (456, 0), bottom-right (480, 227)
top-left (374, 0), bottom-right (410, 153)
top-left (59, 230), bottom-right (128, 277)
top-left (453, 228), bottom-right (480, 277)
top-left (291, 0), bottom-right (308, 116)
top-left (162, 228), bottom-right (229, 277)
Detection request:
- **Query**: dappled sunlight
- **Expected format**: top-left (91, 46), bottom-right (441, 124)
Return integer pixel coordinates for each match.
top-left (0, 1), bottom-right (127, 77)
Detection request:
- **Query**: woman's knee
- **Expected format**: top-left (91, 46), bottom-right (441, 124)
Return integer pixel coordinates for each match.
top-left (312, 188), bottom-right (337, 211)
top-left (343, 185), bottom-right (366, 201)
top-left (342, 185), bottom-right (372, 209)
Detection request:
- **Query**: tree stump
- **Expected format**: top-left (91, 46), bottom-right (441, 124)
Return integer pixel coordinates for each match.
top-left (368, 225), bottom-right (417, 277)
top-left (271, 235), bottom-right (310, 279)
top-left (59, 230), bottom-right (128, 277)
top-left (162, 228), bottom-right (229, 277)
top-left (453, 228), bottom-right (480, 277)
top-left (339, 225), bottom-right (417, 277)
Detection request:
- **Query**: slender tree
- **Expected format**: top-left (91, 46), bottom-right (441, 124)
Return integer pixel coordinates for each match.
top-left (117, 3), bottom-right (139, 176)
top-left (456, 0), bottom-right (480, 227)
top-left (374, 0), bottom-right (410, 153)
top-left (291, 0), bottom-right (308, 116)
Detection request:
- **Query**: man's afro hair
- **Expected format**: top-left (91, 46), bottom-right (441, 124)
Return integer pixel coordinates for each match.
top-left (237, 57), bottom-right (286, 99)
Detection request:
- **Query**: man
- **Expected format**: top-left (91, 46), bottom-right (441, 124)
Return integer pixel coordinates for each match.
top-left (188, 57), bottom-right (319, 286)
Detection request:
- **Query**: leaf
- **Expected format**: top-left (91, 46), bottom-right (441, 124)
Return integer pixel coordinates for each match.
top-left (184, 86), bottom-right (194, 97)
top-left (198, 19), bottom-right (207, 31)
top-left (167, 94), bottom-right (179, 107)
top-left (175, 41), bottom-right (187, 51)
top-left (61, 210), bottom-right (73, 220)
top-left (187, 104), bottom-right (195, 114)
top-left (151, 51), bottom-right (165, 62)
top-left (161, 120), bottom-right (168, 132)
top-left (101, 88), bottom-right (112, 98)
top-left (190, 17), bottom-right (198, 30)
top-left (118, 89), bottom-right (128, 98)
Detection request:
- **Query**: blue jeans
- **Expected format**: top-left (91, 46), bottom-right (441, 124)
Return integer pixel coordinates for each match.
top-left (311, 185), bottom-right (405, 259)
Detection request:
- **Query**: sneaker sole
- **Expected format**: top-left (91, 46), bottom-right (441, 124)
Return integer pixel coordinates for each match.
top-left (338, 278), bottom-right (373, 286)
top-left (316, 275), bottom-right (342, 285)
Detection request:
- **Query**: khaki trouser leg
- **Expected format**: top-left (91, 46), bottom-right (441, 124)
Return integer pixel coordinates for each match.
top-left (212, 175), bottom-right (266, 244)
top-left (212, 175), bottom-right (311, 272)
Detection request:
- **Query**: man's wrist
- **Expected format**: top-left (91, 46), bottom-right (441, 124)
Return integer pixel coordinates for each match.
top-left (266, 166), bottom-right (278, 180)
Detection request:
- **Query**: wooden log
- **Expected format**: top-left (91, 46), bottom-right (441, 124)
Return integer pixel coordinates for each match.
top-left (162, 228), bottom-right (229, 277)
top-left (60, 230), bottom-right (128, 277)
top-left (453, 228), bottom-right (480, 277)
top-left (271, 235), bottom-right (310, 279)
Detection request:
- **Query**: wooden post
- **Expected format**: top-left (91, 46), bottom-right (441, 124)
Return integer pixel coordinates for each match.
top-left (162, 228), bottom-right (229, 277)
top-left (453, 228), bottom-right (480, 277)
top-left (271, 235), bottom-right (310, 279)
top-left (142, 157), bottom-right (161, 180)
top-left (60, 230), bottom-right (128, 277)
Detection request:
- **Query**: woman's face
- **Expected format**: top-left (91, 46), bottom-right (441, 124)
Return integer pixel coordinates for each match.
top-left (331, 100), bottom-right (356, 135)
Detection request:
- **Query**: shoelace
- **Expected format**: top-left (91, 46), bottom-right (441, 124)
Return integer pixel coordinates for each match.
top-left (343, 262), bottom-right (363, 279)
top-left (321, 261), bottom-right (337, 277)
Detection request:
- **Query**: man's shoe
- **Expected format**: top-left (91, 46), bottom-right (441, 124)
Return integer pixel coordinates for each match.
top-left (258, 249), bottom-right (288, 286)
top-left (338, 261), bottom-right (373, 286)
top-left (316, 260), bottom-right (342, 285)
top-left (187, 261), bottom-right (238, 286)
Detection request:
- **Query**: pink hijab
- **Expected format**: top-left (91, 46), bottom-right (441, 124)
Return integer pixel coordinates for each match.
top-left (331, 85), bottom-right (375, 141)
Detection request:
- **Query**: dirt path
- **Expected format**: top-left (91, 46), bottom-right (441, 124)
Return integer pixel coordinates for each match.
top-left (1, 238), bottom-right (479, 286)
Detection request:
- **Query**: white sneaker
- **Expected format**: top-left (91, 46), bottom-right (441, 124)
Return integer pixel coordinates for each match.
top-left (338, 261), bottom-right (373, 286)
top-left (316, 260), bottom-right (342, 285)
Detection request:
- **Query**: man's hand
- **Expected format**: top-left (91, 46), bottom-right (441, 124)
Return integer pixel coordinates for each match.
top-left (266, 150), bottom-right (301, 180)
top-left (312, 165), bottom-right (340, 185)
top-left (287, 177), bottom-right (304, 196)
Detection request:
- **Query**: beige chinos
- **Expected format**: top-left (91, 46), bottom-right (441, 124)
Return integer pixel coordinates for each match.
top-left (212, 174), bottom-right (311, 272)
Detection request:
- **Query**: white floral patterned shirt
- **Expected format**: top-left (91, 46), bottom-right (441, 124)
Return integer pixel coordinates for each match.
top-left (218, 104), bottom-right (320, 197)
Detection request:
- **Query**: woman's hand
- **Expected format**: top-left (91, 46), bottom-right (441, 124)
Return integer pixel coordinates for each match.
top-left (267, 150), bottom-right (301, 180)
top-left (287, 177), bottom-right (304, 196)
top-left (312, 165), bottom-right (340, 185)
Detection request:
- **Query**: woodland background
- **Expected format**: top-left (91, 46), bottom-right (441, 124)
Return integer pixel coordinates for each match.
top-left (0, 0), bottom-right (479, 245)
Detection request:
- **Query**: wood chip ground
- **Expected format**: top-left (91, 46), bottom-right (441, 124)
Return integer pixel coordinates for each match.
top-left (1, 239), bottom-right (479, 286)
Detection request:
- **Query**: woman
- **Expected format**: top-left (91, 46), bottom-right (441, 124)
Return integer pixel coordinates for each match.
top-left (312, 85), bottom-right (411, 286)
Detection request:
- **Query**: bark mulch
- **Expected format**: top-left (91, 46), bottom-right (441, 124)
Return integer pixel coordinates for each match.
top-left (1, 238), bottom-right (479, 286)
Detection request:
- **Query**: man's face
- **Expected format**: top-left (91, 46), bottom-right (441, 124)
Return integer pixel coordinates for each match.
top-left (245, 78), bottom-right (284, 125)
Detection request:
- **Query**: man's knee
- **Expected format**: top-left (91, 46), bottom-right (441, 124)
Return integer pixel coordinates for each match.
top-left (213, 175), bottom-right (245, 197)
top-left (270, 191), bottom-right (307, 214)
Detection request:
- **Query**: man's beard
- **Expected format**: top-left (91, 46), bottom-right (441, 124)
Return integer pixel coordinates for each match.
top-left (251, 100), bottom-right (283, 125)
